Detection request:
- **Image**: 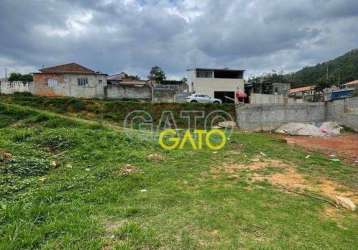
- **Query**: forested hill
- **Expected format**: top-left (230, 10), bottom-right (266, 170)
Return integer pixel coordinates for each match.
top-left (287, 49), bottom-right (358, 87)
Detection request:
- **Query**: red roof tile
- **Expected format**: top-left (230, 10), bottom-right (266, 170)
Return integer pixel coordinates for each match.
top-left (289, 85), bottom-right (315, 94)
top-left (39, 63), bottom-right (104, 75)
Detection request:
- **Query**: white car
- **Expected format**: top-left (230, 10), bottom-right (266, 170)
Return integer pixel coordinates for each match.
top-left (186, 94), bottom-right (222, 104)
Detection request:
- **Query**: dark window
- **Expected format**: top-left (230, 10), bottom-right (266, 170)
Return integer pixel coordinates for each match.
top-left (78, 78), bottom-right (88, 86)
top-left (214, 70), bottom-right (243, 79)
top-left (196, 70), bottom-right (213, 78)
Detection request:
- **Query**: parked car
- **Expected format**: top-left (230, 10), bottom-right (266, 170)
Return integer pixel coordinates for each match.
top-left (186, 94), bottom-right (222, 104)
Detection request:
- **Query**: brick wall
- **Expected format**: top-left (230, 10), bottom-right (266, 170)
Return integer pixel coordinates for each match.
top-left (33, 73), bottom-right (65, 97)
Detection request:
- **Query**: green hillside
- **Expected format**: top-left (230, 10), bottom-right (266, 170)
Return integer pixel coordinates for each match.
top-left (288, 49), bottom-right (358, 87)
top-left (249, 49), bottom-right (358, 89)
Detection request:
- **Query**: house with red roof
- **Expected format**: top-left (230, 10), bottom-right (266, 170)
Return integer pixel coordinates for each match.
top-left (33, 63), bottom-right (107, 98)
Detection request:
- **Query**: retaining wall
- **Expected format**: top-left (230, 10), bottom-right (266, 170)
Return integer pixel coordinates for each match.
top-left (326, 97), bottom-right (358, 132)
top-left (236, 97), bottom-right (358, 131)
top-left (236, 102), bottom-right (326, 131)
top-left (105, 84), bottom-right (151, 100)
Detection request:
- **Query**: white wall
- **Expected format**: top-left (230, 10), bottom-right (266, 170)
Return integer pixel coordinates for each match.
top-left (0, 81), bottom-right (33, 94)
top-left (188, 70), bottom-right (245, 97)
top-left (64, 74), bottom-right (107, 98)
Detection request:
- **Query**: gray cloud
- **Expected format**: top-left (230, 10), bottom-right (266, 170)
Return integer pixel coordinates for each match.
top-left (0, 0), bottom-right (357, 78)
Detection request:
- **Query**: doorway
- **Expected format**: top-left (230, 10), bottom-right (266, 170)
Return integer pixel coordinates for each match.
top-left (214, 91), bottom-right (235, 103)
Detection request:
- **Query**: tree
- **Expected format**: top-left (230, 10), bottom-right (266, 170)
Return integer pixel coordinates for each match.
top-left (8, 73), bottom-right (22, 82)
top-left (8, 72), bottom-right (33, 82)
top-left (181, 77), bottom-right (188, 84)
top-left (20, 74), bottom-right (33, 82)
top-left (148, 66), bottom-right (166, 84)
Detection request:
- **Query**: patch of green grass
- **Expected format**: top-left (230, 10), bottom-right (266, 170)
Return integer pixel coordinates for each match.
top-left (0, 102), bottom-right (356, 249)
top-left (0, 94), bottom-right (236, 128)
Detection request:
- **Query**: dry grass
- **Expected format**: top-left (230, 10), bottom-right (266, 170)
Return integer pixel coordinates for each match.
top-left (212, 156), bottom-right (358, 206)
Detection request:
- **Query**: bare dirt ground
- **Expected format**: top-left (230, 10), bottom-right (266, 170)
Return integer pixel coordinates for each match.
top-left (212, 157), bottom-right (358, 204)
top-left (211, 156), bottom-right (358, 217)
top-left (285, 133), bottom-right (358, 164)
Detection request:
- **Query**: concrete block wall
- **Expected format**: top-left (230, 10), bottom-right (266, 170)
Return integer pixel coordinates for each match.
top-left (152, 89), bottom-right (177, 103)
top-left (326, 97), bottom-right (358, 131)
top-left (236, 103), bottom-right (326, 131)
top-left (250, 93), bottom-right (303, 105)
top-left (104, 85), bottom-right (180, 103)
top-left (105, 84), bottom-right (151, 100)
top-left (236, 97), bottom-right (358, 132)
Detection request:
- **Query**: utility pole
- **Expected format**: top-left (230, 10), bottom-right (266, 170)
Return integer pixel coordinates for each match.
top-left (4, 68), bottom-right (8, 81)
top-left (338, 70), bottom-right (341, 86)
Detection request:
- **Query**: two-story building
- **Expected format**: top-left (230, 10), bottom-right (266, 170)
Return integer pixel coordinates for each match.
top-left (187, 68), bottom-right (245, 103)
top-left (33, 63), bottom-right (107, 98)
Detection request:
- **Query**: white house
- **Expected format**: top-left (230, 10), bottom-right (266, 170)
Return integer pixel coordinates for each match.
top-left (187, 68), bottom-right (245, 103)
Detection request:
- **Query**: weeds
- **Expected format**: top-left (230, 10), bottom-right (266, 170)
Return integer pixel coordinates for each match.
top-left (1, 156), bottom-right (50, 177)
top-left (37, 134), bottom-right (74, 152)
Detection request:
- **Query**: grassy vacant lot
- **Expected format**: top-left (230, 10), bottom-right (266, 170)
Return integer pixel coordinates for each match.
top-left (0, 101), bottom-right (357, 249)
top-left (0, 94), bottom-right (236, 128)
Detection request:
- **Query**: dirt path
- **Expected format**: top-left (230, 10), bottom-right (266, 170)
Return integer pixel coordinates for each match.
top-left (285, 134), bottom-right (358, 163)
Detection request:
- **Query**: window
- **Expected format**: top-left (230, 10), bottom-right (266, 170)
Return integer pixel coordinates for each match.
top-left (77, 78), bottom-right (88, 86)
top-left (214, 70), bottom-right (243, 79)
top-left (47, 79), bottom-right (58, 88)
top-left (196, 70), bottom-right (213, 78)
top-left (98, 79), bottom-right (103, 84)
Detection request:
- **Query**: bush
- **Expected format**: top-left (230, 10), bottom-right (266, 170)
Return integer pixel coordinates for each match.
top-left (13, 92), bottom-right (33, 97)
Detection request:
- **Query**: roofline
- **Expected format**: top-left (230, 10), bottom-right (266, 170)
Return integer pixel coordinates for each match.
top-left (37, 63), bottom-right (107, 75)
top-left (187, 68), bottom-right (245, 72)
top-left (33, 72), bottom-right (108, 76)
top-left (40, 62), bottom-right (94, 71)
top-left (288, 86), bottom-right (316, 94)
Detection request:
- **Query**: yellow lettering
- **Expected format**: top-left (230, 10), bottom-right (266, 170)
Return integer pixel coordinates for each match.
top-left (179, 130), bottom-right (197, 150)
top-left (195, 130), bottom-right (206, 150)
top-left (206, 129), bottom-right (226, 150)
top-left (159, 129), bottom-right (180, 150)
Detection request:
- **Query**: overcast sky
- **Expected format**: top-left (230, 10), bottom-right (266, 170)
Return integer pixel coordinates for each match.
top-left (0, 0), bottom-right (357, 79)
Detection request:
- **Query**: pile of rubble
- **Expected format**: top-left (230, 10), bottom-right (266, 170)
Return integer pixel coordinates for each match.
top-left (276, 122), bottom-right (343, 137)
